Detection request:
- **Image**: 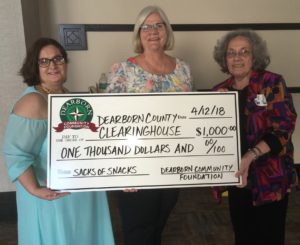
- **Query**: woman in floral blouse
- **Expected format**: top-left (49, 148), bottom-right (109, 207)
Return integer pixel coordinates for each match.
top-left (106, 5), bottom-right (192, 245)
top-left (213, 29), bottom-right (298, 245)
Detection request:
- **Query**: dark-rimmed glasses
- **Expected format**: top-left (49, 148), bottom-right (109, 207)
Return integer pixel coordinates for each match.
top-left (140, 22), bottom-right (165, 32)
top-left (38, 56), bottom-right (65, 68)
top-left (226, 48), bottom-right (251, 59)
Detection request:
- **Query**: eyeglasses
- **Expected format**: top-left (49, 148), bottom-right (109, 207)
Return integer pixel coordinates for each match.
top-left (140, 22), bottom-right (165, 32)
top-left (38, 56), bottom-right (65, 67)
top-left (226, 48), bottom-right (251, 59)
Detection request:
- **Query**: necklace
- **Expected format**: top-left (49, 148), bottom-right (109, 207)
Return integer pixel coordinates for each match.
top-left (143, 58), bottom-right (168, 75)
top-left (35, 84), bottom-right (67, 94)
top-left (139, 54), bottom-right (175, 76)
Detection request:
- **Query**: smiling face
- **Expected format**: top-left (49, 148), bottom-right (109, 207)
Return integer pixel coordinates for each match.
top-left (139, 12), bottom-right (167, 53)
top-left (38, 45), bottom-right (67, 90)
top-left (226, 36), bottom-right (253, 82)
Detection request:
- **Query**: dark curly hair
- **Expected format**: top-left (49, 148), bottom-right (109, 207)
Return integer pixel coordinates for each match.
top-left (214, 29), bottom-right (270, 73)
top-left (19, 37), bottom-right (68, 86)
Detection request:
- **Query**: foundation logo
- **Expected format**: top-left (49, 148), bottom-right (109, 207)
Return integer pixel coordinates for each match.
top-left (54, 98), bottom-right (98, 132)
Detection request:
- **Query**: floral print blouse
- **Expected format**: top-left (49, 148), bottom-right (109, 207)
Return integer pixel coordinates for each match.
top-left (106, 57), bottom-right (192, 93)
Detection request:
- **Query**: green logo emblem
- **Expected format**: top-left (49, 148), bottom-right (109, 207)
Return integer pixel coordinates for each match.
top-left (54, 98), bottom-right (98, 132)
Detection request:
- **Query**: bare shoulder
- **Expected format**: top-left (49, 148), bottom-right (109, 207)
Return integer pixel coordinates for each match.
top-left (13, 92), bottom-right (47, 119)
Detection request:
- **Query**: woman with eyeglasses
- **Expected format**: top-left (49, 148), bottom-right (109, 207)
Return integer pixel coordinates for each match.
top-left (106, 5), bottom-right (192, 245)
top-left (212, 30), bottom-right (298, 245)
top-left (2, 38), bottom-right (115, 245)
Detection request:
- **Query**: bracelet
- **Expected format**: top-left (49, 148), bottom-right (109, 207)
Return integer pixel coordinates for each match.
top-left (247, 148), bottom-right (258, 160)
top-left (253, 146), bottom-right (262, 156)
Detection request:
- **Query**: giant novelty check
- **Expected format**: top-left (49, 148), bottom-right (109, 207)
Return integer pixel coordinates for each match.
top-left (47, 92), bottom-right (241, 191)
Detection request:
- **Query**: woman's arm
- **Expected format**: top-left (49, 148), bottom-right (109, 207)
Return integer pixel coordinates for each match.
top-left (18, 167), bottom-right (69, 200)
top-left (237, 74), bottom-right (297, 187)
top-left (236, 141), bottom-right (270, 187)
top-left (4, 92), bottom-right (69, 200)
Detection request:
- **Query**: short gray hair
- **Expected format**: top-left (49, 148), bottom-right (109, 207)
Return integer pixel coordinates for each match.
top-left (133, 5), bottom-right (175, 53)
top-left (214, 29), bottom-right (270, 73)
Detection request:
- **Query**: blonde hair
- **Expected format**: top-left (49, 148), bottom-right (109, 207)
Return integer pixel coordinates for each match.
top-left (133, 5), bottom-right (175, 53)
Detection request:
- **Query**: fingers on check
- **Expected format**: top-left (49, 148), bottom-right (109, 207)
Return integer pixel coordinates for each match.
top-left (45, 191), bottom-right (67, 200)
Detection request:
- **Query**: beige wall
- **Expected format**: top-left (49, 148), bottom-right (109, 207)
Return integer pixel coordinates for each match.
top-left (0, 0), bottom-right (27, 191)
top-left (0, 0), bottom-right (299, 192)
top-left (37, 0), bottom-right (300, 162)
top-left (36, 0), bottom-right (300, 91)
